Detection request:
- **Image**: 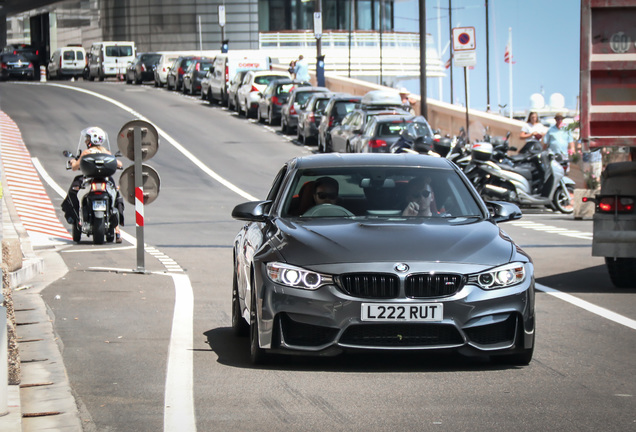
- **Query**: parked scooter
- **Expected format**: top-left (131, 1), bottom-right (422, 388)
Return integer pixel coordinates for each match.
top-left (465, 141), bottom-right (575, 213)
top-left (63, 139), bottom-right (123, 244)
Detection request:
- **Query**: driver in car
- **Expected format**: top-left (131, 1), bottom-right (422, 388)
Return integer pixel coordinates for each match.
top-left (313, 176), bottom-right (339, 206)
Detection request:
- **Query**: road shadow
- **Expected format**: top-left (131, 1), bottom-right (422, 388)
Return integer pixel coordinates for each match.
top-left (537, 264), bottom-right (636, 293)
top-left (202, 327), bottom-right (522, 373)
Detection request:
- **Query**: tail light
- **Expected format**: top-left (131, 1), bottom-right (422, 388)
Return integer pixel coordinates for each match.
top-left (290, 105), bottom-right (297, 115)
top-left (597, 196), bottom-right (635, 213)
top-left (28, 62), bottom-right (33, 68)
top-left (328, 116), bottom-right (335, 127)
top-left (225, 65), bottom-right (229, 82)
top-left (178, 67), bottom-right (184, 75)
top-left (36, 50), bottom-right (39, 56)
top-left (369, 139), bottom-right (388, 149)
top-left (251, 85), bottom-right (259, 92)
top-left (59, 57), bottom-right (62, 69)
top-left (141, 64), bottom-right (147, 72)
top-left (13, 50), bottom-right (17, 54)
top-left (196, 62), bottom-right (200, 71)
top-left (272, 96), bottom-right (281, 105)
top-left (91, 182), bottom-right (107, 192)
top-left (308, 113), bottom-right (315, 122)
top-left (1, 63), bottom-right (7, 69)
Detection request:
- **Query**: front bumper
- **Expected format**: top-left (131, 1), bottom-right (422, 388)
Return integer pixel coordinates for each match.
top-left (253, 262), bottom-right (535, 356)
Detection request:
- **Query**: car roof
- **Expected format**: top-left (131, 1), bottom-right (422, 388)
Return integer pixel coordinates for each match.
top-left (288, 153), bottom-right (455, 170)
top-left (360, 89), bottom-right (403, 107)
top-left (250, 70), bottom-right (288, 76)
top-left (371, 114), bottom-right (416, 123)
top-left (292, 86), bottom-right (329, 93)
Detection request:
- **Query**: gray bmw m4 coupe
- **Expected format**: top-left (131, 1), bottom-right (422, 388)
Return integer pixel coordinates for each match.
top-left (232, 153), bottom-right (535, 365)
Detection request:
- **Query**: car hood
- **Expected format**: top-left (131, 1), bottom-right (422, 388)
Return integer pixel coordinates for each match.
top-left (272, 218), bottom-right (514, 267)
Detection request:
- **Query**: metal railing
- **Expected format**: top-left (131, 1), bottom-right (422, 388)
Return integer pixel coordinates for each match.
top-left (260, 31), bottom-right (445, 78)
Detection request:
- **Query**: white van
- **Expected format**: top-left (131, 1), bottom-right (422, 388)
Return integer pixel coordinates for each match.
top-left (47, 45), bottom-right (86, 80)
top-left (208, 52), bottom-right (271, 104)
top-left (88, 41), bottom-right (136, 81)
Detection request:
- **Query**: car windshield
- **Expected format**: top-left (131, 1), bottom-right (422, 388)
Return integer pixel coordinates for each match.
top-left (63, 51), bottom-right (76, 61)
top-left (296, 91), bottom-right (319, 105)
top-left (315, 99), bottom-right (330, 112)
top-left (275, 83), bottom-right (296, 95)
top-left (105, 46), bottom-right (133, 57)
top-left (254, 75), bottom-right (287, 85)
top-left (282, 166), bottom-right (482, 219)
top-left (2, 54), bottom-right (28, 62)
top-left (377, 121), bottom-right (411, 137)
top-left (333, 101), bottom-right (358, 118)
top-left (142, 54), bottom-right (161, 64)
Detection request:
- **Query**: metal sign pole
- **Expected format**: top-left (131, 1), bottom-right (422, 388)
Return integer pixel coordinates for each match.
top-left (464, 66), bottom-right (470, 141)
top-left (134, 126), bottom-right (145, 272)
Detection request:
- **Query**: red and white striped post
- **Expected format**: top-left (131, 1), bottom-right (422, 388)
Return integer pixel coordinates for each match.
top-left (133, 126), bottom-right (145, 271)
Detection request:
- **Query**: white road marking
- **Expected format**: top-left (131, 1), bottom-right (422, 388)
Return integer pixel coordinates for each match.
top-left (536, 283), bottom-right (636, 331)
top-left (509, 220), bottom-right (593, 240)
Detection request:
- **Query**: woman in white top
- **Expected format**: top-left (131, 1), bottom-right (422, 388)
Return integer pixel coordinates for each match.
top-left (520, 111), bottom-right (546, 142)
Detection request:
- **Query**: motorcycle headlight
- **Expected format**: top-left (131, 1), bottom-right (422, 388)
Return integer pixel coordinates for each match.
top-left (266, 262), bottom-right (333, 290)
top-left (468, 262), bottom-right (526, 290)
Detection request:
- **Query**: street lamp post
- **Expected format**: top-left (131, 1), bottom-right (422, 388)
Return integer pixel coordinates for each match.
top-left (419, 0), bottom-right (428, 119)
top-left (314, 0), bottom-right (325, 86)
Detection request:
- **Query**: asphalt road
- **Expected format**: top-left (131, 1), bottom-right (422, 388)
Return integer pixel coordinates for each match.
top-left (1, 80), bottom-right (635, 432)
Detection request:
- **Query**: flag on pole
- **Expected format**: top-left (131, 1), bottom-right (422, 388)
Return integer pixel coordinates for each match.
top-left (445, 54), bottom-right (452, 69)
top-left (504, 41), bottom-right (515, 64)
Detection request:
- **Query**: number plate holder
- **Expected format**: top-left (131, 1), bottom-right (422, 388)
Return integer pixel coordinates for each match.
top-left (361, 303), bottom-right (443, 322)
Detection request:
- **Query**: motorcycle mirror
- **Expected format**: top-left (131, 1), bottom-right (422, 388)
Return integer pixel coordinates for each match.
top-left (114, 150), bottom-right (123, 157)
top-left (63, 150), bottom-right (73, 158)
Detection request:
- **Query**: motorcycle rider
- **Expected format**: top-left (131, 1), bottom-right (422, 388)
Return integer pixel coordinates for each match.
top-left (61, 126), bottom-right (124, 243)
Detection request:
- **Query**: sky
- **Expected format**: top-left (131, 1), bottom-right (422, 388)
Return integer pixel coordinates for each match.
top-left (394, 0), bottom-right (581, 115)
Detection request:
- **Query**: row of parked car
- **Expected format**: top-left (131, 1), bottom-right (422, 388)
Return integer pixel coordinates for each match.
top-left (131, 51), bottom-right (431, 154)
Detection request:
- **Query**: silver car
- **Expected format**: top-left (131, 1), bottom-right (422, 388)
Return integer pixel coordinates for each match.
top-left (231, 153), bottom-right (535, 365)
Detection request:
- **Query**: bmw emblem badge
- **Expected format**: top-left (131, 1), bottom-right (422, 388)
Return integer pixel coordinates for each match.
top-left (395, 263), bottom-right (409, 273)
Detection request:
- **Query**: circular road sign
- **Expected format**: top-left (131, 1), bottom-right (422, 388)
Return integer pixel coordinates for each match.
top-left (452, 27), bottom-right (476, 51)
top-left (119, 164), bottom-right (161, 205)
top-left (117, 120), bottom-right (159, 162)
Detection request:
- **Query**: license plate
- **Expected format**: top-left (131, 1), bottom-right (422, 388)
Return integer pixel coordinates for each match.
top-left (361, 303), bottom-right (443, 322)
top-left (92, 200), bottom-right (107, 211)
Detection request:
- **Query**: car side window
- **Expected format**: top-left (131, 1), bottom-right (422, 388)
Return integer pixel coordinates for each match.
top-left (266, 165), bottom-right (288, 203)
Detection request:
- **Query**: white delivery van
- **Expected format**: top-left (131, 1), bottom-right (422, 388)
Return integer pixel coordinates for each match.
top-left (47, 45), bottom-right (86, 79)
top-left (208, 52), bottom-right (271, 105)
top-left (87, 41), bottom-right (136, 81)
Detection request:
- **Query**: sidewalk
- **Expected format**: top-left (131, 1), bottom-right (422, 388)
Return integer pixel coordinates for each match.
top-left (2, 192), bottom-right (82, 431)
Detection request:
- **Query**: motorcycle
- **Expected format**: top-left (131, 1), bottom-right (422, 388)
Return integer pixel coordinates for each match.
top-left (465, 140), bottom-right (575, 214)
top-left (63, 146), bottom-right (123, 244)
top-left (390, 116), bottom-right (452, 157)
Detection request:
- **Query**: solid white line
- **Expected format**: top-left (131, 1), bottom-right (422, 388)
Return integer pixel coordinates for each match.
top-left (536, 283), bottom-right (636, 331)
top-left (164, 273), bottom-right (195, 432)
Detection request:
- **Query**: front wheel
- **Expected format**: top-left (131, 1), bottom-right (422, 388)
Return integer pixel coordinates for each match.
top-left (552, 183), bottom-right (573, 214)
top-left (72, 222), bottom-right (81, 243)
top-left (92, 217), bottom-right (105, 245)
top-left (250, 288), bottom-right (268, 364)
top-left (232, 273), bottom-right (249, 337)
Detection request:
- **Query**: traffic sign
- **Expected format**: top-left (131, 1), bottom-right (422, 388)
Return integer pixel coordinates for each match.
top-left (454, 51), bottom-right (477, 68)
top-left (314, 12), bottom-right (322, 39)
top-left (452, 27), bottom-right (476, 51)
top-left (218, 5), bottom-right (226, 27)
top-left (119, 164), bottom-right (161, 205)
top-left (117, 120), bottom-right (159, 162)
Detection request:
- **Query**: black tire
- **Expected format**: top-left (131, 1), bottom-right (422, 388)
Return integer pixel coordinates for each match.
top-left (72, 222), bottom-right (81, 243)
top-left (325, 135), bottom-right (333, 153)
top-left (257, 107), bottom-right (264, 123)
top-left (552, 183), bottom-right (573, 214)
top-left (605, 257), bottom-right (636, 288)
top-left (183, 82), bottom-right (189, 94)
top-left (297, 126), bottom-right (304, 143)
top-left (167, 78), bottom-right (173, 90)
top-left (92, 218), bottom-right (105, 245)
top-left (250, 287), bottom-right (268, 364)
top-left (134, 72), bottom-right (142, 85)
top-left (232, 273), bottom-right (249, 337)
top-left (346, 142), bottom-right (352, 153)
top-left (98, 69), bottom-right (104, 82)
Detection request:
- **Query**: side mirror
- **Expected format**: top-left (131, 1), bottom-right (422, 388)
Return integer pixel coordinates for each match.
top-left (63, 150), bottom-right (74, 158)
top-left (486, 201), bottom-right (522, 223)
top-left (231, 201), bottom-right (272, 222)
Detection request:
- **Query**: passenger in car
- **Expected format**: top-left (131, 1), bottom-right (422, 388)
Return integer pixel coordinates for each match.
top-left (402, 177), bottom-right (436, 216)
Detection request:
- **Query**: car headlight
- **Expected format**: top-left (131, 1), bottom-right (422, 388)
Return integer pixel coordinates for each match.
top-left (468, 262), bottom-right (526, 290)
top-left (266, 262), bottom-right (333, 290)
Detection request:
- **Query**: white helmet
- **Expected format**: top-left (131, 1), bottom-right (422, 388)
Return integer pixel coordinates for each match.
top-left (85, 126), bottom-right (107, 147)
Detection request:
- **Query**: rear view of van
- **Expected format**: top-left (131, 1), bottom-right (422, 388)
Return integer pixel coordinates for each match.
top-left (88, 41), bottom-right (136, 81)
top-left (47, 46), bottom-right (86, 80)
top-left (208, 52), bottom-right (271, 105)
